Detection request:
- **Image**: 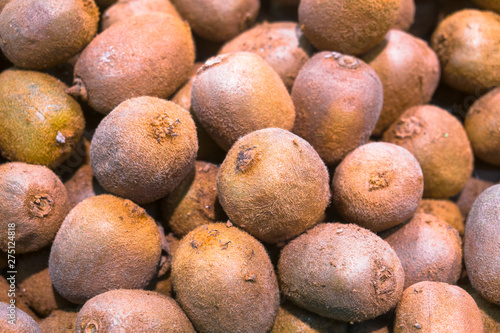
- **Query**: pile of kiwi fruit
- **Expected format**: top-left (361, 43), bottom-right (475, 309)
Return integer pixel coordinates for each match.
top-left (0, 0), bottom-right (499, 331)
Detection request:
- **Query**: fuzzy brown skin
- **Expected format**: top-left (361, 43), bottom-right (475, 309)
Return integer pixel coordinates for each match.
top-left (90, 97), bottom-right (197, 205)
top-left (292, 52), bottom-right (382, 165)
top-left (49, 194), bottom-right (162, 304)
top-left (362, 30), bottom-right (440, 137)
top-left (192, 52), bottom-right (296, 151)
top-left (0, 163), bottom-right (69, 254)
top-left (462, 283), bottom-right (500, 333)
top-left (219, 22), bottom-right (312, 90)
top-left (392, 0), bottom-right (415, 31)
top-left (38, 309), bottom-right (77, 333)
top-left (70, 13), bottom-right (194, 115)
top-left (151, 233), bottom-right (179, 297)
top-left (0, 301), bottom-right (42, 332)
top-left (298, 0), bottom-right (401, 55)
top-left (161, 161), bottom-right (226, 238)
top-left (172, 223), bottom-right (280, 333)
top-left (456, 177), bottom-right (495, 218)
top-left (472, 0), bottom-right (500, 12)
top-left (0, 0), bottom-right (99, 70)
top-left (416, 199), bottom-right (465, 236)
top-left (464, 185), bottom-right (500, 305)
top-left (332, 142), bottom-right (423, 232)
top-left (101, 0), bottom-right (180, 30)
top-left (75, 290), bottom-right (195, 332)
top-left (217, 128), bottom-right (330, 243)
top-left (171, 0), bottom-right (259, 42)
top-left (383, 105), bottom-right (474, 198)
top-left (0, 69), bottom-right (85, 168)
top-left (465, 87), bottom-right (500, 166)
top-left (431, 9), bottom-right (500, 94)
top-left (0, 0), bottom-right (10, 12)
top-left (0, 276), bottom-right (40, 322)
top-left (380, 213), bottom-right (462, 289)
top-left (394, 282), bottom-right (484, 332)
top-left (279, 223), bottom-right (405, 322)
top-left (64, 164), bottom-right (105, 209)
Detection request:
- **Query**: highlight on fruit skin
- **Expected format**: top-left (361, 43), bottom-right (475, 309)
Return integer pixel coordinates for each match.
top-left (0, 301), bottom-right (42, 333)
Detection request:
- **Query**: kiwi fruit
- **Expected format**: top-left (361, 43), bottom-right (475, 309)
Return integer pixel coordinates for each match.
top-left (0, 301), bottom-right (42, 332)
top-left (298, 0), bottom-right (402, 55)
top-left (75, 289), bottom-right (195, 332)
top-left (394, 281), bottom-right (484, 332)
top-left (219, 22), bottom-right (312, 90)
top-left (456, 177), bottom-right (495, 218)
top-left (361, 30), bottom-right (440, 136)
top-left (170, 0), bottom-right (259, 42)
top-left (172, 223), bottom-right (280, 332)
top-left (0, 0), bottom-right (99, 70)
top-left (217, 128), bottom-right (330, 243)
top-left (68, 13), bottom-right (194, 115)
top-left (431, 9), bottom-right (500, 94)
top-left (461, 283), bottom-right (500, 333)
top-left (90, 96), bottom-right (197, 205)
top-left (64, 164), bottom-right (105, 209)
top-left (0, 69), bottom-right (85, 168)
top-left (0, 162), bottom-right (69, 254)
top-left (0, 276), bottom-right (39, 322)
top-left (0, 0), bottom-right (10, 12)
top-left (292, 52), bottom-right (383, 165)
top-left (332, 142), bottom-right (423, 232)
top-left (38, 309), bottom-right (77, 333)
top-left (464, 184), bottom-right (500, 305)
top-left (49, 194), bottom-right (162, 304)
top-left (472, 0), bottom-right (500, 12)
top-left (383, 105), bottom-right (474, 198)
top-left (151, 233), bottom-right (179, 297)
top-left (393, 0), bottom-right (415, 30)
top-left (415, 199), bottom-right (465, 236)
top-left (192, 52), bottom-right (295, 151)
top-left (465, 87), bottom-right (500, 166)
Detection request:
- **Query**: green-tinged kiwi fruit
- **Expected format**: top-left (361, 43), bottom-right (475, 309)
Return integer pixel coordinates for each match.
top-left (465, 87), bottom-right (500, 166)
top-left (0, 69), bottom-right (85, 167)
top-left (90, 97), bottom-right (197, 204)
top-left (332, 142), bottom-right (423, 232)
top-left (472, 0), bottom-right (500, 12)
top-left (64, 164), bottom-right (105, 209)
top-left (456, 177), bottom-right (495, 218)
top-left (292, 52), bottom-right (383, 165)
top-left (393, 0), bottom-right (415, 30)
top-left (0, 162), bottom-right (69, 254)
top-left (171, 0), bottom-right (259, 42)
top-left (394, 282), bottom-right (484, 332)
top-left (101, 0), bottom-right (180, 30)
top-left (172, 223), bottom-right (280, 332)
top-left (431, 9), bottom-right (500, 94)
top-left (217, 128), bottom-right (330, 243)
top-left (271, 302), bottom-right (348, 333)
top-left (298, 0), bottom-right (402, 55)
top-left (219, 22), bottom-right (312, 90)
top-left (161, 161), bottom-right (226, 238)
top-left (362, 30), bottom-right (440, 136)
top-left (0, 276), bottom-right (39, 322)
top-left (75, 289), bottom-right (195, 332)
top-left (464, 184), bottom-right (500, 304)
top-left (49, 194), bottom-right (162, 304)
top-left (279, 223), bottom-right (405, 322)
top-left (68, 13), bottom-right (194, 115)
top-left (192, 52), bottom-right (295, 151)
top-left (462, 283), bottom-right (500, 333)
top-left (380, 213), bottom-right (462, 288)
top-left (416, 199), bottom-right (465, 236)
top-left (38, 309), bottom-right (77, 333)
top-left (0, 301), bottom-right (42, 332)
top-left (0, 0), bottom-right (99, 70)
top-left (383, 105), bottom-right (474, 198)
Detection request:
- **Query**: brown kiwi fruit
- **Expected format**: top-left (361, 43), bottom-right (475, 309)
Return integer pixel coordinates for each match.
top-left (90, 96), bottom-right (197, 205)
top-left (431, 9), bottom-right (500, 94)
top-left (472, 0), bottom-right (500, 12)
top-left (64, 164), bottom-right (106, 209)
top-left (192, 52), bottom-right (295, 151)
top-left (151, 233), bottom-right (179, 297)
top-left (217, 128), bottom-right (330, 243)
top-left (292, 52), bottom-right (383, 165)
top-left (383, 105), bottom-right (474, 198)
top-left (394, 281), bottom-right (484, 332)
top-left (465, 87), bottom-right (500, 166)
top-left (68, 13), bottom-right (194, 115)
top-left (0, 301), bottom-right (42, 332)
top-left (171, 0), bottom-right (259, 42)
top-left (332, 142), bottom-right (423, 232)
top-left (298, 0), bottom-right (402, 55)
top-left (362, 30), bottom-right (440, 136)
top-left (172, 223), bottom-right (280, 332)
top-left (0, 69), bottom-right (85, 168)
top-left (49, 194), bottom-right (162, 304)
top-left (380, 213), bottom-right (462, 289)
top-left (0, 162), bottom-right (69, 254)
top-left (0, 0), bottom-right (99, 70)
top-left (0, 276), bottom-right (39, 322)
top-left (464, 184), bottom-right (500, 305)
top-left (416, 199), bottom-right (465, 236)
top-left (0, 0), bottom-right (10, 12)
top-left (219, 22), bottom-right (312, 90)
top-left (75, 289), bottom-right (195, 332)
top-left (278, 223), bottom-right (405, 322)
top-left (38, 309), bottom-right (77, 333)
top-left (392, 0), bottom-right (415, 30)
top-left (456, 177), bottom-right (495, 218)
top-left (462, 283), bottom-right (500, 333)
